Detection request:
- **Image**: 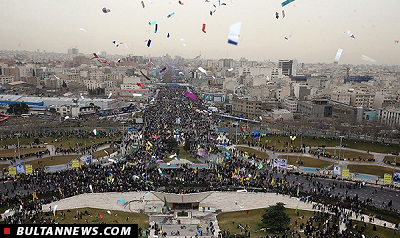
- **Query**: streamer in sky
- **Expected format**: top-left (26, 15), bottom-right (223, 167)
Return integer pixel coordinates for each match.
top-left (275, 12), bottom-right (279, 19)
top-left (154, 24), bottom-right (158, 33)
top-left (102, 7), bottom-right (110, 13)
top-left (228, 22), bottom-right (242, 45)
top-left (284, 32), bottom-right (293, 40)
top-left (147, 39), bottom-right (152, 47)
top-left (179, 1), bottom-right (184, 5)
top-left (282, 10), bottom-right (285, 18)
top-left (198, 67), bottom-right (207, 74)
top-left (395, 40), bottom-right (399, 44)
top-left (361, 55), bottom-right (377, 63)
top-left (184, 91), bottom-right (198, 103)
top-left (167, 12), bottom-right (175, 18)
top-left (112, 41), bottom-right (120, 47)
top-left (334, 49), bottom-right (343, 64)
top-left (167, 33), bottom-right (170, 38)
top-left (345, 30), bottom-right (355, 40)
top-left (202, 24), bottom-right (206, 33)
top-left (194, 54), bottom-right (201, 60)
top-left (149, 21), bottom-right (157, 26)
top-left (79, 28), bottom-right (87, 32)
top-left (141, 1), bottom-right (145, 8)
top-left (281, 0), bottom-right (296, 7)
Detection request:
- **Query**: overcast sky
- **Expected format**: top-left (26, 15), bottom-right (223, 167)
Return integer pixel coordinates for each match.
top-left (1, 0), bottom-right (400, 65)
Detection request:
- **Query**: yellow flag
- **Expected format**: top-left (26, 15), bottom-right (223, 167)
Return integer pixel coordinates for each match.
top-left (220, 174), bottom-right (222, 182)
top-left (59, 187), bottom-right (63, 195)
top-left (194, 167), bottom-right (198, 174)
top-left (241, 177), bottom-right (244, 184)
top-left (271, 178), bottom-right (274, 185)
top-left (147, 141), bottom-right (153, 147)
top-left (254, 174), bottom-right (257, 180)
top-left (33, 191), bottom-right (38, 201)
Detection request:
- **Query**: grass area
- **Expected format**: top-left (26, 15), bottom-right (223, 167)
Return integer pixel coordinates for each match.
top-left (0, 136), bottom-right (120, 150)
top-left (237, 135), bottom-right (400, 154)
top-left (40, 207), bottom-right (149, 228)
top-left (236, 147), bottom-right (269, 160)
top-left (92, 147), bottom-right (118, 159)
top-left (0, 147), bottom-right (47, 158)
top-left (363, 207), bottom-right (400, 225)
top-left (163, 146), bottom-right (199, 163)
top-left (347, 220), bottom-right (397, 238)
top-left (24, 155), bottom-right (79, 170)
top-left (384, 156), bottom-right (400, 167)
top-left (217, 207), bottom-right (319, 237)
top-left (347, 165), bottom-right (400, 178)
top-left (278, 155), bottom-right (333, 168)
top-left (311, 149), bottom-right (374, 160)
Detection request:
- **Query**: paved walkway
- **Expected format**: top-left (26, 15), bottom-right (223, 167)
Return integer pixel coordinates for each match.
top-left (0, 144), bottom-right (111, 165)
top-left (33, 192), bottom-right (395, 236)
top-left (235, 144), bottom-right (399, 170)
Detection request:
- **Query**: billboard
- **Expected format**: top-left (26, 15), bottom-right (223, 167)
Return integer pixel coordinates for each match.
top-left (72, 160), bottom-right (80, 168)
top-left (342, 169), bottom-right (349, 178)
top-left (394, 173), bottom-right (400, 182)
top-left (384, 173), bottom-right (392, 184)
top-left (333, 165), bottom-right (342, 175)
top-left (16, 163), bottom-right (25, 174)
top-left (8, 166), bottom-right (16, 175)
top-left (273, 158), bottom-right (288, 168)
top-left (25, 164), bottom-right (33, 174)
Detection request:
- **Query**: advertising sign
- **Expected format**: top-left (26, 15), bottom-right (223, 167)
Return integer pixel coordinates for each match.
top-left (342, 169), bottom-right (349, 178)
top-left (273, 158), bottom-right (288, 168)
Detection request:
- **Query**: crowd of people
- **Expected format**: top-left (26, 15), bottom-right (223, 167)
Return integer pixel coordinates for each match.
top-left (0, 85), bottom-right (399, 237)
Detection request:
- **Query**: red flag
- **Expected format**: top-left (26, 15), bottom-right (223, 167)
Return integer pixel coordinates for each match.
top-left (202, 24), bottom-right (206, 33)
top-left (240, 127), bottom-right (244, 133)
top-left (246, 210), bottom-right (249, 216)
top-left (137, 82), bottom-right (144, 88)
top-left (99, 214), bottom-right (103, 219)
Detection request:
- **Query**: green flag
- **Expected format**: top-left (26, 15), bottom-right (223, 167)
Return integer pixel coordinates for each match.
top-left (164, 196), bottom-right (168, 208)
top-left (257, 163), bottom-right (263, 170)
top-left (295, 205), bottom-right (298, 213)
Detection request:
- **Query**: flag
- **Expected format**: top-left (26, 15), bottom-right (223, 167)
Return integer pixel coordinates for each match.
top-left (147, 141), bottom-right (153, 147)
top-left (197, 225), bottom-right (201, 235)
top-left (295, 205), bottom-right (298, 213)
top-left (246, 210), bottom-right (249, 216)
top-left (241, 176), bottom-right (244, 184)
top-left (33, 191), bottom-right (38, 201)
top-left (164, 196), bottom-right (168, 208)
top-left (122, 164), bottom-right (125, 171)
top-left (258, 163), bottom-right (263, 170)
top-left (194, 167), bottom-right (198, 174)
top-left (270, 178), bottom-right (274, 185)
top-left (158, 168), bottom-right (164, 177)
top-left (59, 187), bottom-right (63, 196)
top-left (238, 114), bottom-right (243, 119)
top-left (240, 127), bottom-right (244, 133)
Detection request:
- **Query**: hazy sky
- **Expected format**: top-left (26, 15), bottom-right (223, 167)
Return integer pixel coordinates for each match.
top-left (1, 0), bottom-right (400, 65)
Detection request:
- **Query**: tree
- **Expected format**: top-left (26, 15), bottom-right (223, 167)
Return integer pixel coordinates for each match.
top-left (261, 202), bottom-right (290, 232)
top-left (7, 103), bottom-right (29, 115)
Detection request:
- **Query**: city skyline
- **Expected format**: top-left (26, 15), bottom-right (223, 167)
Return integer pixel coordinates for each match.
top-left (1, 0), bottom-right (400, 65)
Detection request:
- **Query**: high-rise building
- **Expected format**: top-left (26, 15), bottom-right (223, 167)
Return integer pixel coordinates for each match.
top-left (278, 59), bottom-right (297, 76)
top-left (68, 48), bottom-right (79, 55)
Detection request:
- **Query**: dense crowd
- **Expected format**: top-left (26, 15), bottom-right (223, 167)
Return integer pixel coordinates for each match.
top-left (0, 86), bottom-right (399, 237)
